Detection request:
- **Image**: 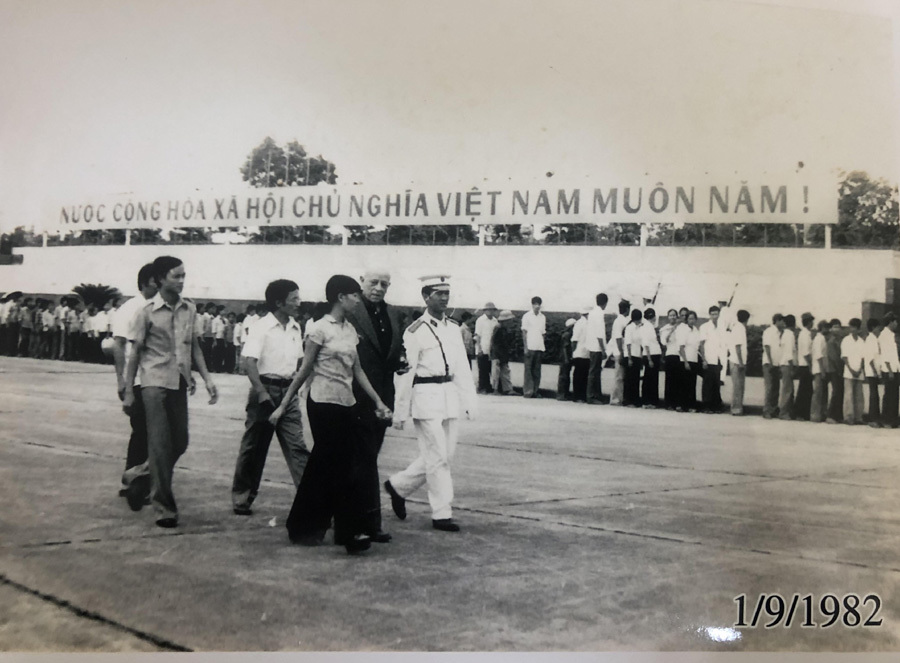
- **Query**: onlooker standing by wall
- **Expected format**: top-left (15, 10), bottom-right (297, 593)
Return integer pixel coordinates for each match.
top-left (792, 312), bottom-right (815, 420)
top-left (586, 294), bottom-right (609, 404)
top-left (474, 303), bottom-right (499, 394)
top-left (841, 318), bottom-right (866, 426)
top-left (778, 314), bottom-right (797, 420)
top-left (660, 309), bottom-right (680, 410)
top-left (761, 314), bottom-right (783, 419)
top-left (557, 318), bottom-right (576, 401)
top-left (490, 310), bottom-right (516, 396)
top-left (880, 313), bottom-right (899, 429)
top-left (698, 305), bottom-right (727, 413)
top-left (679, 311), bottom-right (701, 412)
top-left (864, 317), bottom-right (883, 427)
top-left (810, 320), bottom-right (830, 423)
top-left (640, 308), bottom-right (662, 409)
top-left (622, 309), bottom-right (643, 407)
top-left (729, 309), bottom-right (750, 416)
top-left (825, 318), bottom-right (845, 424)
top-left (571, 307), bottom-right (592, 402)
top-left (609, 300), bottom-right (631, 405)
top-left (520, 296), bottom-right (546, 398)
top-left (459, 312), bottom-right (475, 370)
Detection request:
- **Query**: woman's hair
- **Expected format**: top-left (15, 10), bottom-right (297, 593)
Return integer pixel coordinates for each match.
top-left (325, 275), bottom-right (361, 304)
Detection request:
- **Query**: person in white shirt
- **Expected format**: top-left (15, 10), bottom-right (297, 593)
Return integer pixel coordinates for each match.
top-left (810, 319), bottom-right (831, 423)
top-left (240, 305), bottom-right (260, 372)
top-left (640, 308), bottom-right (663, 408)
top-left (571, 307), bottom-right (592, 402)
top-left (792, 312), bottom-right (815, 420)
top-left (841, 318), bottom-right (866, 425)
top-left (233, 312), bottom-right (244, 373)
top-left (728, 309), bottom-right (750, 416)
top-left (622, 309), bottom-right (643, 406)
top-left (520, 296), bottom-right (546, 398)
top-left (698, 305), bottom-right (727, 413)
top-left (778, 314), bottom-right (798, 420)
top-left (473, 303), bottom-right (499, 394)
top-left (660, 308), bottom-right (681, 409)
top-left (678, 310), bottom-right (701, 412)
top-left (211, 306), bottom-right (227, 373)
top-left (55, 300), bottom-right (69, 360)
top-left (586, 293), bottom-right (609, 404)
top-left (761, 314), bottom-right (784, 419)
top-left (557, 317), bottom-right (577, 401)
top-left (879, 313), bottom-right (899, 428)
top-left (862, 318), bottom-right (884, 427)
top-left (608, 300), bottom-right (631, 405)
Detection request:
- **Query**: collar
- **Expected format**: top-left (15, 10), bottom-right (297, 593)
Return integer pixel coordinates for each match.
top-left (424, 311), bottom-right (446, 327)
top-left (151, 293), bottom-right (186, 312)
top-left (260, 312), bottom-right (301, 331)
top-left (362, 297), bottom-right (386, 314)
top-left (323, 313), bottom-right (346, 325)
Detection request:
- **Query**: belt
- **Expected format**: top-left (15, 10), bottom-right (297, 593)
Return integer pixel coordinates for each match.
top-left (413, 375), bottom-right (452, 385)
top-left (260, 376), bottom-right (293, 387)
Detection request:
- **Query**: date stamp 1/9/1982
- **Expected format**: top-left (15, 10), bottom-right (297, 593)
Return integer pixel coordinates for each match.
top-left (734, 594), bottom-right (883, 629)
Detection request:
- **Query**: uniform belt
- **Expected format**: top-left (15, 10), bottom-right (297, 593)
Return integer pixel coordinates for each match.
top-left (260, 376), bottom-right (293, 387)
top-left (413, 375), bottom-right (452, 385)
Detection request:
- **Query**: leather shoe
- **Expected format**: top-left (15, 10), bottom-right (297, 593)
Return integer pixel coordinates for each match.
top-left (155, 517), bottom-right (178, 528)
top-left (233, 505), bottom-right (253, 516)
top-left (432, 519), bottom-right (460, 532)
top-left (384, 481), bottom-right (406, 520)
top-left (290, 533), bottom-right (325, 546)
top-left (368, 530), bottom-right (392, 543)
top-left (124, 475), bottom-right (150, 512)
top-left (344, 534), bottom-right (372, 555)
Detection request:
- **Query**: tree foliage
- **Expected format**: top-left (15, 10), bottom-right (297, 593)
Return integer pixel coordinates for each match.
top-left (71, 283), bottom-right (121, 308)
top-left (831, 170), bottom-right (899, 248)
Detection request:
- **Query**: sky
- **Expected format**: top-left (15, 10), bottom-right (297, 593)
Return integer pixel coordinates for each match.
top-left (0, 0), bottom-right (898, 232)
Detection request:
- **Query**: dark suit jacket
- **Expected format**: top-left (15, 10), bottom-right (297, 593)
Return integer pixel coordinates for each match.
top-left (345, 298), bottom-right (404, 408)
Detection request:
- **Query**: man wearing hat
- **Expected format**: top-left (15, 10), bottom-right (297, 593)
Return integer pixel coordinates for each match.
top-left (385, 275), bottom-right (477, 532)
top-left (474, 302), bottom-right (499, 394)
top-left (792, 312), bottom-right (816, 420)
top-left (490, 310), bottom-right (517, 395)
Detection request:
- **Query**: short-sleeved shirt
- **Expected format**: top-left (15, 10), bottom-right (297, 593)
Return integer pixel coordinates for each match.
top-left (306, 314), bottom-right (359, 406)
top-left (623, 322), bottom-right (642, 358)
top-left (880, 330), bottom-right (899, 372)
top-left (840, 334), bottom-right (866, 380)
top-left (863, 333), bottom-right (882, 379)
top-left (761, 325), bottom-right (782, 366)
top-left (41, 310), bottom-right (57, 331)
top-left (113, 295), bottom-right (150, 387)
top-left (699, 320), bottom-right (727, 365)
top-left (609, 315), bottom-right (629, 357)
top-left (811, 333), bottom-right (827, 376)
top-left (660, 323), bottom-right (679, 357)
top-left (779, 330), bottom-right (797, 367)
top-left (132, 294), bottom-right (198, 390)
top-left (94, 311), bottom-right (109, 335)
top-left (571, 317), bottom-right (590, 359)
top-left (639, 321), bottom-right (662, 356)
top-left (242, 312), bottom-right (303, 379)
top-left (679, 324), bottom-right (701, 362)
top-left (728, 323), bottom-right (748, 365)
top-left (474, 314), bottom-right (499, 355)
top-left (585, 307), bottom-right (607, 353)
top-left (233, 321), bottom-right (243, 345)
top-left (211, 315), bottom-right (226, 340)
top-left (521, 310), bottom-right (546, 352)
top-left (797, 328), bottom-right (813, 367)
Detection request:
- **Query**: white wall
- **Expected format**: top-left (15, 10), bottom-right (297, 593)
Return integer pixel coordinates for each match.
top-left (3, 244), bottom-right (896, 322)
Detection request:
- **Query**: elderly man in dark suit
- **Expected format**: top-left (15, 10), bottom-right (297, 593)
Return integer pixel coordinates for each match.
top-left (345, 269), bottom-right (406, 543)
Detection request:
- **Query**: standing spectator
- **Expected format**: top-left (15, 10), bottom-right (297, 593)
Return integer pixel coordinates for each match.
top-left (29, 300), bottom-right (44, 357)
top-left (122, 256), bottom-right (219, 528)
top-left (623, 309), bottom-right (643, 407)
top-left (810, 320), bottom-right (830, 423)
top-left (586, 293), bottom-right (609, 404)
top-left (474, 303), bottom-right (499, 394)
top-left (223, 312), bottom-right (237, 374)
top-left (698, 305), bottom-right (727, 413)
top-left (729, 309), bottom-right (750, 416)
top-left (17, 297), bottom-right (33, 357)
top-left (778, 314), bottom-right (798, 420)
top-left (490, 310), bottom-right (516, 395)
top-left (55, 298), bottom-right (69, 360)
top-left (571, 307), bottom-right (592, 402)
top-left (211, 306), bottom-right (227, 372)
top-left (520, 296), bottom-right (546, 398)
top-left (3, 293), bottom-right (22, 356)
top-left (557, 318), bottom-right (576, 401)
top-left (640, 308), bottom-right (662, 409)
top-left (678, 311), bottom-right (701, 412)
top-left (864, 317), bottom-right (883, 427)
top-left (458, 312), bottom-right (476, 369)
top-left (233, 312), bottom-right (244, 373)
top-left (40, 300), bottom-right (57, 359)
top-left (880, 313), bottom-right (899, 429)
top-left (761, 314), bottom-right (784, 419)
top-left (609, 300), bottom-right (631, 405)
top-left (660, 309), bottom-right (681, 410)
top-left (840, 318), bottom-right (866, 425)
top-left (792, 313), bottom-right (815, 420)
top-left (825, 319), bottom-right (845, 424)
top-left (202, 303), bottom-right (216, 367)
top-left (67, 300), bottom-right (82, 361)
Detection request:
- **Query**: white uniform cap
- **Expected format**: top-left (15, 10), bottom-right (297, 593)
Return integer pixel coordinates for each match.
top-left (419, 275), bottom-right (451, 290)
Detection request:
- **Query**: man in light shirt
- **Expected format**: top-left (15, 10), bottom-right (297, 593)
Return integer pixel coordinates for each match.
top-left (761, 314), bottom-right (784, 419)
top-left (863, 317), bottom-right (884, 427)
top-left (728, 309), bottom-right (750, 416)
top-left (841, 318), bottom-right (866, 425)
top-left (792, 312), bottom-right (815, 420)
top-left (211, 306), bottom-right (227, 373)
top-left (778, 315), bottom-right (798, 420)
top-left (640, 308), bottom-right (663, 408)
top-left (473, 303), bottom-right (499, 394)
top-left (571, 307), bottom-right (592, 402)
top-left (810, 320), bottom-right (831, 423)
top-left (698, 305), bottom-right (727, 413)
top-left (232, 280), bottom-right (309, 516)
top-left (520, 296), bottom-right (546, 398)
top-left (586, 293), bottom-right (609, 404)
top-left (608, 300), bottom-right (631, 405)
top-left (879, 313), bottom-right (899, 428)
top-left (622, 309), bottom-right (643, 406)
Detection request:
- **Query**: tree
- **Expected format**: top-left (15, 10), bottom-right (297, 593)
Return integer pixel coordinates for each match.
top-left (71, 283), bottom-right (121, 308)
top-left (830, 171), bottom-right (899, 248)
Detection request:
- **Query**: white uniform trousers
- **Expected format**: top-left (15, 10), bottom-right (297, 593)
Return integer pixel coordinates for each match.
top-left (389, 418), bottom-right (459, 520)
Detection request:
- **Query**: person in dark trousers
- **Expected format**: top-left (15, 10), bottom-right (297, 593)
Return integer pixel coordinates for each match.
top-left (557, 318), bottom-right (576, 400)
top-left (344, 269), bottom-right (406, 544)
top-left (792, 312), bottom-right (815, 420)
top-left (660, 308), bottom-right (680, 410)
top-left (640, 308), bottom-right (662, 408)
top-left (231, 279), bottom-right (310, 516)
top-left (490, 310), bottom-right (517, 395)
top-left (586, 293), bottom-right (609, 404)
top-left (880, 313), bottom-right (899, 429)
top-left (623, 309), bottom-right (643, 406)
top-left (521, 296), bottom-right (546, 398)
top-left (864, 317), bottom-right (883, 427)
top-left (810, 320), bottom-right (831, 423)
top-left (272, 275), bottom-right (392, 555)
top-left (825, 318), bottom-right (845, 423)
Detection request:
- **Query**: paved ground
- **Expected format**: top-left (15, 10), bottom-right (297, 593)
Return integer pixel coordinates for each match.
top-left (0, 356), bottom-right (898, 653)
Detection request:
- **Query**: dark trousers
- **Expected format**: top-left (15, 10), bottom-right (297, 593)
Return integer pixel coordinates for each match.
top-left (223, 343), bottom-right (236, 374)
top-left (664, 355), bottom-right (681, 408)
top-left (477, 354), bottom-right (492, 393)
top-left (867, 377), bottom-right (881, 423)
top-left (684, 361), bottom-right (700, 410)
top-left (523, 350), bottom-right (542, 397)
top-left (572, 357), bottom-right (589, 401)
top-left (232, 383), bottom-right (309, 509)
top-left (701, 364), bottom-right (723, 411)
top-left (793, 366), bottom-right (813, 421)
top-left (623, 359), bottom-right (642, 406)
top-left (642, 355), bottom-right (661, 406)
top-left (201, 337), bottom-right (213, 368)
top-left (587, 351), bottom-right (604, 402)
top-left (826, 372), bottom-right (844, 422)
top-left (557, 359), bottom-right (572, 399)
top-left (356, 405), bottom-right (390, 535)
top-left (5, 323), bottom-right (20, 355)
top-left (881, 375), bottom-right (899, 427)
top-left (286, 398), bottom-right (365, 542)
top-left (141, 379), bottom-right (189, 520)
top-left (762, 364), bottom-right (781, 418)
top-left (17, 327), bottom-right (31, 356)
top-left (124, 385), bottom-right (148, 481)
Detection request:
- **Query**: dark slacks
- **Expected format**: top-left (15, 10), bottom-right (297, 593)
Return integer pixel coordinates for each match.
top-left (793, 366), bottom-right (813, 421)
top-left (623, 359), bottom-right (642, 406)
top-left (866, 377), bottom-right (881, 423)
top-left (476, 354), bottom-right (492, 393)
top-left (826, 372), bottom-right (844, 422)
top-left (762, 364), bottom-right (781, 418)
top-left (881, 374), bottom-right (899, 427)
top-left (356, 405), bottom-right (390, 534)
top-left (557, 359), bottom-right (572, 399)
top-left (664, 355), bottom-right (681, 409)
top-left (684, 361), bottom-right (700, 410)
top-left (642, 355), bottom-right (661, 406)
top-left (17, 328), bottom-right (31, 356)
top-left (572, 357), bottom-right (589, 401)
top-left (142, 379), bottom-right (189, 520)
top-left (232, 383), bottom-right (309, 509)
top-left (701, 363), bottom-right (723, 411)
top-left (587, 351), bottom-right (604, 403)
top-left (523, 350), bottom-right (543, 397)
top-left (286, 398), bottom-right (366, 542)
top-left (124, 384), bottom-right (149, 483)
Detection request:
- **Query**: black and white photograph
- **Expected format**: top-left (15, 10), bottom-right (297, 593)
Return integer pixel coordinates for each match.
top-left (1, 0), bottom-right (899, 656)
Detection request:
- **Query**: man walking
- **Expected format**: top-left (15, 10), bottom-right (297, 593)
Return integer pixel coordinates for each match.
top-left (473, 303), bottom-right (498, 394)
top-left (521, 296), bottom-right (546, 398)
top-left (385, 275), bottom-right (477, 532)
top-left (231, 279), bottom-right (309, 516)
top-left (345, 269), bottom-right (405, 543)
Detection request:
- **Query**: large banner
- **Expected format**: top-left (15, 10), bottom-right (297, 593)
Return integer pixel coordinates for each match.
top-left (52, 179), bottom-right (837, 230)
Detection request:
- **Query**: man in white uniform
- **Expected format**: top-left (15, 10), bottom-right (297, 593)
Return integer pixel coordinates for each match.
top-left (385, 275), bottom-right (477, 533)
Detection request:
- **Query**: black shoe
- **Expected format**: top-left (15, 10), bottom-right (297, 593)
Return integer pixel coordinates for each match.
top-left (344, 534), bottom-right (372, 555)
top-left (290, 533), bottom-right (325, 546)
top-left (368, 530), bottom-right (392, 543)
top-left (155, 517), bottom-right (178, 528)
top-left (384, 480), bottom-right (407, 520)
top-left (124, 475), bottom-right (150, 512)
top-left (432, 519), bottom-right (460, 532)
top-left (233, 505), bottom-right (253, 516)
